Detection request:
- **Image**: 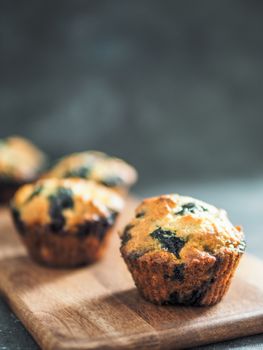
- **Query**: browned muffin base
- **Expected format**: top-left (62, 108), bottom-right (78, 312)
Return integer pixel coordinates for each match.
top-left (11, 205), bottom-right (117, 267)
top-left (20, 225), bottom-right (114, 268)
top-left (121, 249), bottom-right (242, 306)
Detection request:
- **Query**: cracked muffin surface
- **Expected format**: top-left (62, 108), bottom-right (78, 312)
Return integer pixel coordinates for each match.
top-left (11, 178), bottom-right (124, 267)
top-left (120, 194), bottom-right (245, 306)
top-left (43, 151), bottom-right (137, 194)
top-left (12, 178), bottom-right (124, 231)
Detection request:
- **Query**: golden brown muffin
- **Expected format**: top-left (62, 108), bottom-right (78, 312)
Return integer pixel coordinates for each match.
top-left (43, 151), bottom-right (137, 195)
top-left (120, 194), bottom-right (245, 306)
top-left (11, 178), bottom-right (124, 267)
top-left (0, 136), bottom-right (46, 204)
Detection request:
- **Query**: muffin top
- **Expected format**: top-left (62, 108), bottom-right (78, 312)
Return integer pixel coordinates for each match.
top-left (0, 136), bottom-right (46, 182)
top-left (43, 151), bottom-right (137, 191)
top-left (12, 178), bottom-right (124, 232)
top-left (120, 194), bottom-right (245, 262)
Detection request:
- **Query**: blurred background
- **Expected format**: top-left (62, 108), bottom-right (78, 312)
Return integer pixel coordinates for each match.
top-left (1, 0), bottom-right (263, 250)
top-left (0, 2), bottom-right (263, 348)
top-left (1, 0), bottom-right (263, 189)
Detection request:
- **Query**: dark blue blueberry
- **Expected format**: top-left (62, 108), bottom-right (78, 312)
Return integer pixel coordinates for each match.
top-left (100, 176), bottom-right (124, 188)
top-left (164, 264), bottom-right (185, 282)
top-left (26, 185), bottom-right (43, 203)
top-left (176, 202), bottom-right (208, 216)
top-left (76, 220), bottom-right (106, 239)
top-left (172, 263), bottom-right (185, 281)
top-left (204, 245), bottom-right (213, 254)
top-left (121, 224), bottom-right (134, 245)
top-left (55, 187), bottom-right (74, 209)
top-left (168, 255), bottom-right (222, 305)
top-left (127, 250), bottom-right (148, 260)
top-left (135, 211), bottom-right (145, 218)
top-left (48, 187), bottom-right (74, 232)
top-left (76, 212), bottom-right (117, 240)
top-left (168, 291), bottom-right (181, 304)
top-left (106, 211), bottom-right (118, 226)
top-left (150, 228), bottom-right (186, 259)
top-left (64, 166), bottom-right (91, 179)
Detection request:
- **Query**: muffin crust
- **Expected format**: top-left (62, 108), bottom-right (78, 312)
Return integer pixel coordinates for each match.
top-left (43, 151), bottom-right (137, 193)
top-left (13, 178), bottom-right (123, 231)
top-left (120, 194), bottom-right (245, 305)
top-left (11, 178), bottom-right (124, 267)
top-left (0, 136), bottom-right (46, 182)
top-left (0, 136), bottom-right (46, 203)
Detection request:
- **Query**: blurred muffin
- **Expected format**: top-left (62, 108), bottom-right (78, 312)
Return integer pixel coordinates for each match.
top-left (43, 151), bottom-right (137, 195)
top-left (120, 194), bottom-right (245, 306)
top-left (0, 136), bottom-right (46, 204)
top-left (11, 178), bottom-right (124, 267)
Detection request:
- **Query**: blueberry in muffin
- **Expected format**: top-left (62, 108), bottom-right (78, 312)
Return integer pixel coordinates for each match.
top-left (0, 136), bottom-right (46, 204)
top-left (43, 151), bottom-right (137, 195)
top-left (11, 178), bottom-right (124, 267)
top-left (120, 194), bottom-right (245, 306)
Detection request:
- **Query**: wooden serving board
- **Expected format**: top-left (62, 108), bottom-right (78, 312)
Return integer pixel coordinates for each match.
top-left (0, 198), bottom-right (263, 350)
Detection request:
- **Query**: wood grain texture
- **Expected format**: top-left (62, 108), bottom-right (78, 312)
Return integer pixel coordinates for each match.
top-left (0, 198), bottom-right (262, 350)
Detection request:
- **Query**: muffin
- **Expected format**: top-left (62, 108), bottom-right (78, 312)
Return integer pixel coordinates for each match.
top-left (43, 151), bottom-right (137, 195)
top-left (0, 136), bottom-right (46, 204)
top-left (11, 178), bottom-right (124, 267)
top-left (120, 194), bottom-right (245, 306)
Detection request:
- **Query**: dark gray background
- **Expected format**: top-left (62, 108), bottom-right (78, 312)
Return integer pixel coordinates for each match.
top-left (1, 0), bottom-right (263, 191)
top-left (0, 1), bottom-right (263, 349)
